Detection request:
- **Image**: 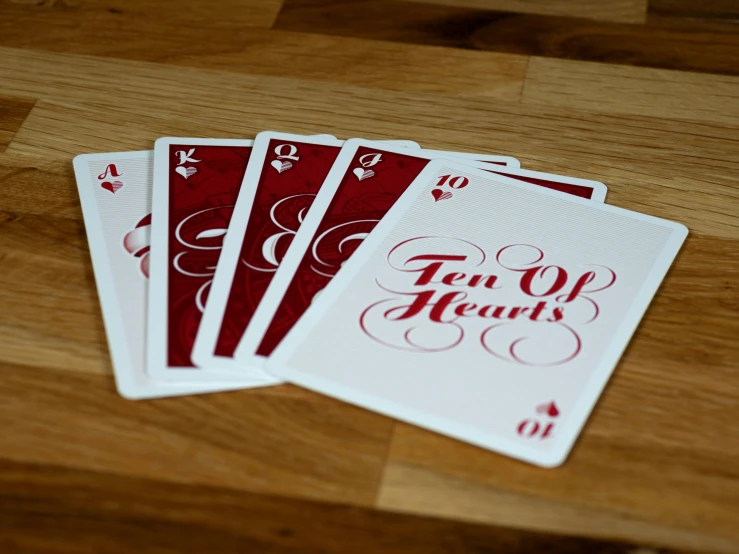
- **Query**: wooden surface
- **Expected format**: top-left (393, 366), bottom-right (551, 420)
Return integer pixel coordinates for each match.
top-left (0, 0), bottom-right (738, 552)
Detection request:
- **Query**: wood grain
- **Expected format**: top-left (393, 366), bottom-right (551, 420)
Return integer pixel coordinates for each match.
top-left (648, 0), bottom-right (739, 20)
top-left (0, 362), bottom-right (395, 505)
top-left (0, 2), bottom-right (527, 101)
top-left (378, 453), bottom-right (737, 553)
top-left (0, 154), bottom-right (80, 219)
top-left (522, 57), bottom-right (739, 125)
top-left (2, 47), bottom-right (738, 175)
top-left (1, 0), bottom-right (285, 30)
top-left (1, 1), bottom-right (739, 552)
top-left (275, 0), bottom-right (739, 75)
top-left (0, 97), bottom-right (34, 151)
top-left (405, 0), bottom-right (648, 23)
top-left (0, 460), bottom-right (684, 554)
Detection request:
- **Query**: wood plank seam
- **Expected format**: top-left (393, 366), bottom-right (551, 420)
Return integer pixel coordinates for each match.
top-left (0, 97), bottom-right (35, 153)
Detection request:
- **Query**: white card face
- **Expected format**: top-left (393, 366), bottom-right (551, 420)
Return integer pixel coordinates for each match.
top-left (72, 151), bottom-right (253, 399)
top-left (232, 140), bottom-right (532, 372)
top-left (267, 159), bottom-right (687, 467)
top-left (191, 135), bottom-right (420, 373)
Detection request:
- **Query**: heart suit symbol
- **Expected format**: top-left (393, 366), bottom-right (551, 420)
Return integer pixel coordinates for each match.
top-left (271, 160), bottom-right (293, 173)
top-left (431, 189), bottom-right (452, 202)
top-left (536, 401), bottom-right (560, 418)
top-left (101, 180), bottom-right (124, 193)
top-left (353, 168), bottom-right (374, 181)
top-left (175, 166), bottom-right (197, 179)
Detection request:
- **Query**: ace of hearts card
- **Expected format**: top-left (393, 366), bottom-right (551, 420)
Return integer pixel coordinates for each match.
top-left (267, 159), bottom-right (687, 467)
top-left (73, 151), bottom-right (252, 398)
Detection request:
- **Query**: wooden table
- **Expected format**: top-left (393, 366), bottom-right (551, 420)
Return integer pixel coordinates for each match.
top-left (1, 1), bottom-right (738, 552)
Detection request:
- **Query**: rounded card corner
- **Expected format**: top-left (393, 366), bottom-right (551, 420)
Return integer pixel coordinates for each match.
top-left (530, 444), bottom-right (571, 469)
top-left (115, 383), bottom-right (145, 401)
top-left (154, 137), bottom-right (174, 149)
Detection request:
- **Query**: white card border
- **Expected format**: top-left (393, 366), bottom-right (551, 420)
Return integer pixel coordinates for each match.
top-left (267, 158), bottom-right (688, 467)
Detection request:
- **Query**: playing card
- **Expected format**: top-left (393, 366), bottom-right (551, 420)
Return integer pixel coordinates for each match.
top-left (267, 159), bottom-right (687, 467)
top-left (73, 151), bottom-right (253, 398)
top-left (148, 137), bottom-right (317, 384)
top-left (232, 140), bottom-right (529, 371)
top-left (192, 134), bottom-right (420, 371)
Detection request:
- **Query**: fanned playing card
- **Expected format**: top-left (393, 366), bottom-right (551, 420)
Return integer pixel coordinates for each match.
top-left (73, 151), bottom-right (251, 398)
top-left (233, 140), bottom-right (598, 372)
top-left (267, 159), bottom-right (687, 467)
top-left (192, 134), bottom-right (420, 371)
top-left (148, 137), bottom-right (314, 385)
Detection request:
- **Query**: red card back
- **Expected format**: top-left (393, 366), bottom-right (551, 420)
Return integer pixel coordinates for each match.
top-left (166, 144), bottom-right (252, 366)
top-left (256, 146), bottom-right (430, 356)
top-left (213, 141), bottom-right (342, 356)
